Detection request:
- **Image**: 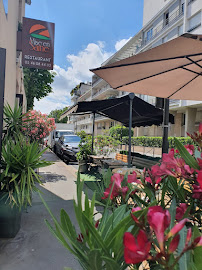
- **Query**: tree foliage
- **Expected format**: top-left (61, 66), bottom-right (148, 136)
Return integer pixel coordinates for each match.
top-left (70, 84), bottom-right (80, 96)
top-left (48, 107), bottom-right (69, 123)
top-left (109, 125), bottom-right (133, 141)
top-left (24, 68), bottom-right (55, 110)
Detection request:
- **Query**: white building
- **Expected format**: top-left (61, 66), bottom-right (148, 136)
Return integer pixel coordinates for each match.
top-left (62, 0), bottom-right (202, 137)
top-left (60, 82), bottom-right (93, 134)
top-left (0, 0), bottom-right (31, 111)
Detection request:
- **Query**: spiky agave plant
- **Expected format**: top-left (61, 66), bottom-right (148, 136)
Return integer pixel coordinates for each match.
top-left (0, 135), bottom-right (52, 208)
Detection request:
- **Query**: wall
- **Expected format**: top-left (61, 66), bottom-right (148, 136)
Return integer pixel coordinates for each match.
top-left (0, 0), bottom-right (27, 111)
top-left (143, 0), bottom-right (174, 26)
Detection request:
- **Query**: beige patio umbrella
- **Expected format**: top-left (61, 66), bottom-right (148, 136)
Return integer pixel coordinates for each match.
top-left (91, 33), bottom-right (202, 153)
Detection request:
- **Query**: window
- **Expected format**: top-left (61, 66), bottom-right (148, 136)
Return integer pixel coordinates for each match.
top-left (146, 28), bottom-right (153, 41)
top-left (164, 12), bottom-right (169, 25)
top-left (181, 3), bottom-right (184, 14)
top-left (188, 12), bottom-right (201, 32)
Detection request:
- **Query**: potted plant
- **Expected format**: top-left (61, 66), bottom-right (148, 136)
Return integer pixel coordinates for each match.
top-left (76, 142), bottom-right (92, 173)
top-left (0, 104), bottom-right (52, 238)
top-left (0, 136), bottom-right (52, 237)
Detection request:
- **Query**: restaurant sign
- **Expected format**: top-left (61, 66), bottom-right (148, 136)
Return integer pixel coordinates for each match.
top-left (22, 17), bottom-right (55, 70)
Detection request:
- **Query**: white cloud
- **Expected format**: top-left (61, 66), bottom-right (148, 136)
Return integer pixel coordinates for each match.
top-left (34, 38), bottom-right (130, 114)
top-left (115, 37), bottom-right (132, 51)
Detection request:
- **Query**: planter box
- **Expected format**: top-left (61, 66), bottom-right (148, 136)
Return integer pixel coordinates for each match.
top-left (0, 193), bottom-right (21, 238)
top-left (115, 153), bottom-right (128, 163)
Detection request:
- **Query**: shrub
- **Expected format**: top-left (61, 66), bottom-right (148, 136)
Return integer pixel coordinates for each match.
top-left (121, 136), bottom-right (194, 148)
top-left (22, 110), bottom-right (56, 143)
top-left (109, 125), bottom-right (133, 141)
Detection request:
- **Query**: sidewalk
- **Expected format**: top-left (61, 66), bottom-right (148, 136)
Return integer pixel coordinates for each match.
top-left (0, 150), bottom-right (81, 270)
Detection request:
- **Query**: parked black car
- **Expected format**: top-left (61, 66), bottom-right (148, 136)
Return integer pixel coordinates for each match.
top-left (55, 135), bottom-right (81, 164)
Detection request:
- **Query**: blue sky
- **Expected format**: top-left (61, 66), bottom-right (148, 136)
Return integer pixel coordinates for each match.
top-left (26, 0), bottom-right (144, 113)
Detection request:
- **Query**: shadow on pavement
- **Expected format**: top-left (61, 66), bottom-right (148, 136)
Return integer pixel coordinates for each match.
top-left (0, 185), bottom-right (82, 270)
top-left (40, 172), bottom-right (67, 183)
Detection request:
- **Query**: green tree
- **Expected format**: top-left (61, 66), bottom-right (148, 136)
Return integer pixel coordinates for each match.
top-left (70, 84), bottom-right (80, 96)
top-left (24, 68), bottom-right (55, 110)
top-left (109, 124), bottom-right (134, 141)
top-left (48, 107), bottom-right (69, 123)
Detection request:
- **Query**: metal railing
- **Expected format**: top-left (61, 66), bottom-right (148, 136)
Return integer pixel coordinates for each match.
top-left (169, 99), bottom-right (180, 106)
top-left (92, 77), bottom-right (103, 87)
top-left (136, 8), bottom-right (184, 53)
top-left (92, 84), bottom-right (111, 97)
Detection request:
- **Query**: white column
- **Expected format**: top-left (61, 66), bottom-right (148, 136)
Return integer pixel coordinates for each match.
top-left (183, 0), bottom-right (188, 33)
top-left (185, 108), bottom-right (197, 136)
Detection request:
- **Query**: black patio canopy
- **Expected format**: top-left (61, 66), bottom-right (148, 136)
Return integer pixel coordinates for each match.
top-left (74, 94), bottom-right (174, 127)
top-left (72, 94), bottom-right (174, 167)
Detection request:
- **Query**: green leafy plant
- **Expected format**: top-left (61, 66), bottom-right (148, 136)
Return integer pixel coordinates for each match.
top-left (76, 133), bottom-right (92, 161)
top-left (42, 128), bottom-right (202, 269)
top-left (3, 103), bottom-right (28, 140)
top-left (0, 136), bottom-right (52, 208)
top-left (121, 136), bottom-right (194, 148)
top-left (41, 173), bottom-right (149, 270)
top-left (109, 125), bottom-right (133, 141)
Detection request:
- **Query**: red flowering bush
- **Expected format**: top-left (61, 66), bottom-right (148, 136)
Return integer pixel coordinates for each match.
top-left (123, 206), bottom-right (202, 268)
top-left (43, 124), bottom-right (202, 270)
top-left (22, 110), bottom-right (56, 143)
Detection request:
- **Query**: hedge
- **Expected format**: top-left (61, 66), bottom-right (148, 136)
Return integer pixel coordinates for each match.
top-left (109, 125), bottom-right (133, 140)
top-left (121, 136), bottom-right (194, 148)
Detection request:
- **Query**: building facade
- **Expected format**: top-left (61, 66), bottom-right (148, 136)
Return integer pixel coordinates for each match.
top-left (62, 0), bottom-right (202, 137)
top-left (109, 0), bottom-right (202, 137)
top-left (0, 0), bottom-right (30, 111)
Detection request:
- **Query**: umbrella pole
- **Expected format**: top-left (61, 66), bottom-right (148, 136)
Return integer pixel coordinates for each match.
top-left (162, 98), bottom-right (169, 155)
top-left (91, 112), bottom-right (95, 154)
top-left (128, 93), bottom-right (135, 168)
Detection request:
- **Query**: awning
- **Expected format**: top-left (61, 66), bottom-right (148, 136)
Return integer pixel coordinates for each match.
top-left (73, 94), bottom-right (174, 127)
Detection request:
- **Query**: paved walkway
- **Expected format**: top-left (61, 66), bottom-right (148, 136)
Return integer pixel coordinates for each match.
top-left (0, 150), bottom-right (81, 270)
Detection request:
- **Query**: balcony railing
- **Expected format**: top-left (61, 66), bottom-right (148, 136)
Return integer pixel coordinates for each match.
top-left (169, 99), bottom-right (180, 107)
top-left (136, 8), bottom-right (184, 53)
top-left (92, 84), bottom-right (117, 98)
top-left (92, 77), bottom-right (103, 87)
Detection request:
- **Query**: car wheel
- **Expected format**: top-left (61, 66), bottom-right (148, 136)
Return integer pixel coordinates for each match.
top-left (63, 155), bottom-right (70, 164)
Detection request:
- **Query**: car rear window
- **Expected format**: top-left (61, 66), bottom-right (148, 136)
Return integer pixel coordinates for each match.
top-left (64, 136), bottom-right (81, 143)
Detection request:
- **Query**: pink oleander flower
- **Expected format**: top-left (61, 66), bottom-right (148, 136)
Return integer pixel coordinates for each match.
top-left (131, 207), bottom-right (142, 223)
top-left (146, 164), bottom-right (163, 186)
top-left (167, 219), bottom-right (188, 239)
top-left (184, 145), bottom-right (195, 155)
top-left (199, 122), bottom-right (202, 134)
top-left (176, 203), bottom-right (188, 221)
top-left (102, 174), bottom-right (127, 200)
top-left (123, 230), bottom-right (151, 264)
top-left (192, 184), bottom-right (202, 200)
top-left (127, 171), bottom-right (141, 184)
top-left (169, 234), bottom-right (180, 253)
top-left (197, 170), bottom-right (202, 189)
top-left (185, 228), bottom-right (192, 246)
top-left (194, 236), bottom-right (202, 247)
top-left (147, 206), bottom-right (170, 252)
